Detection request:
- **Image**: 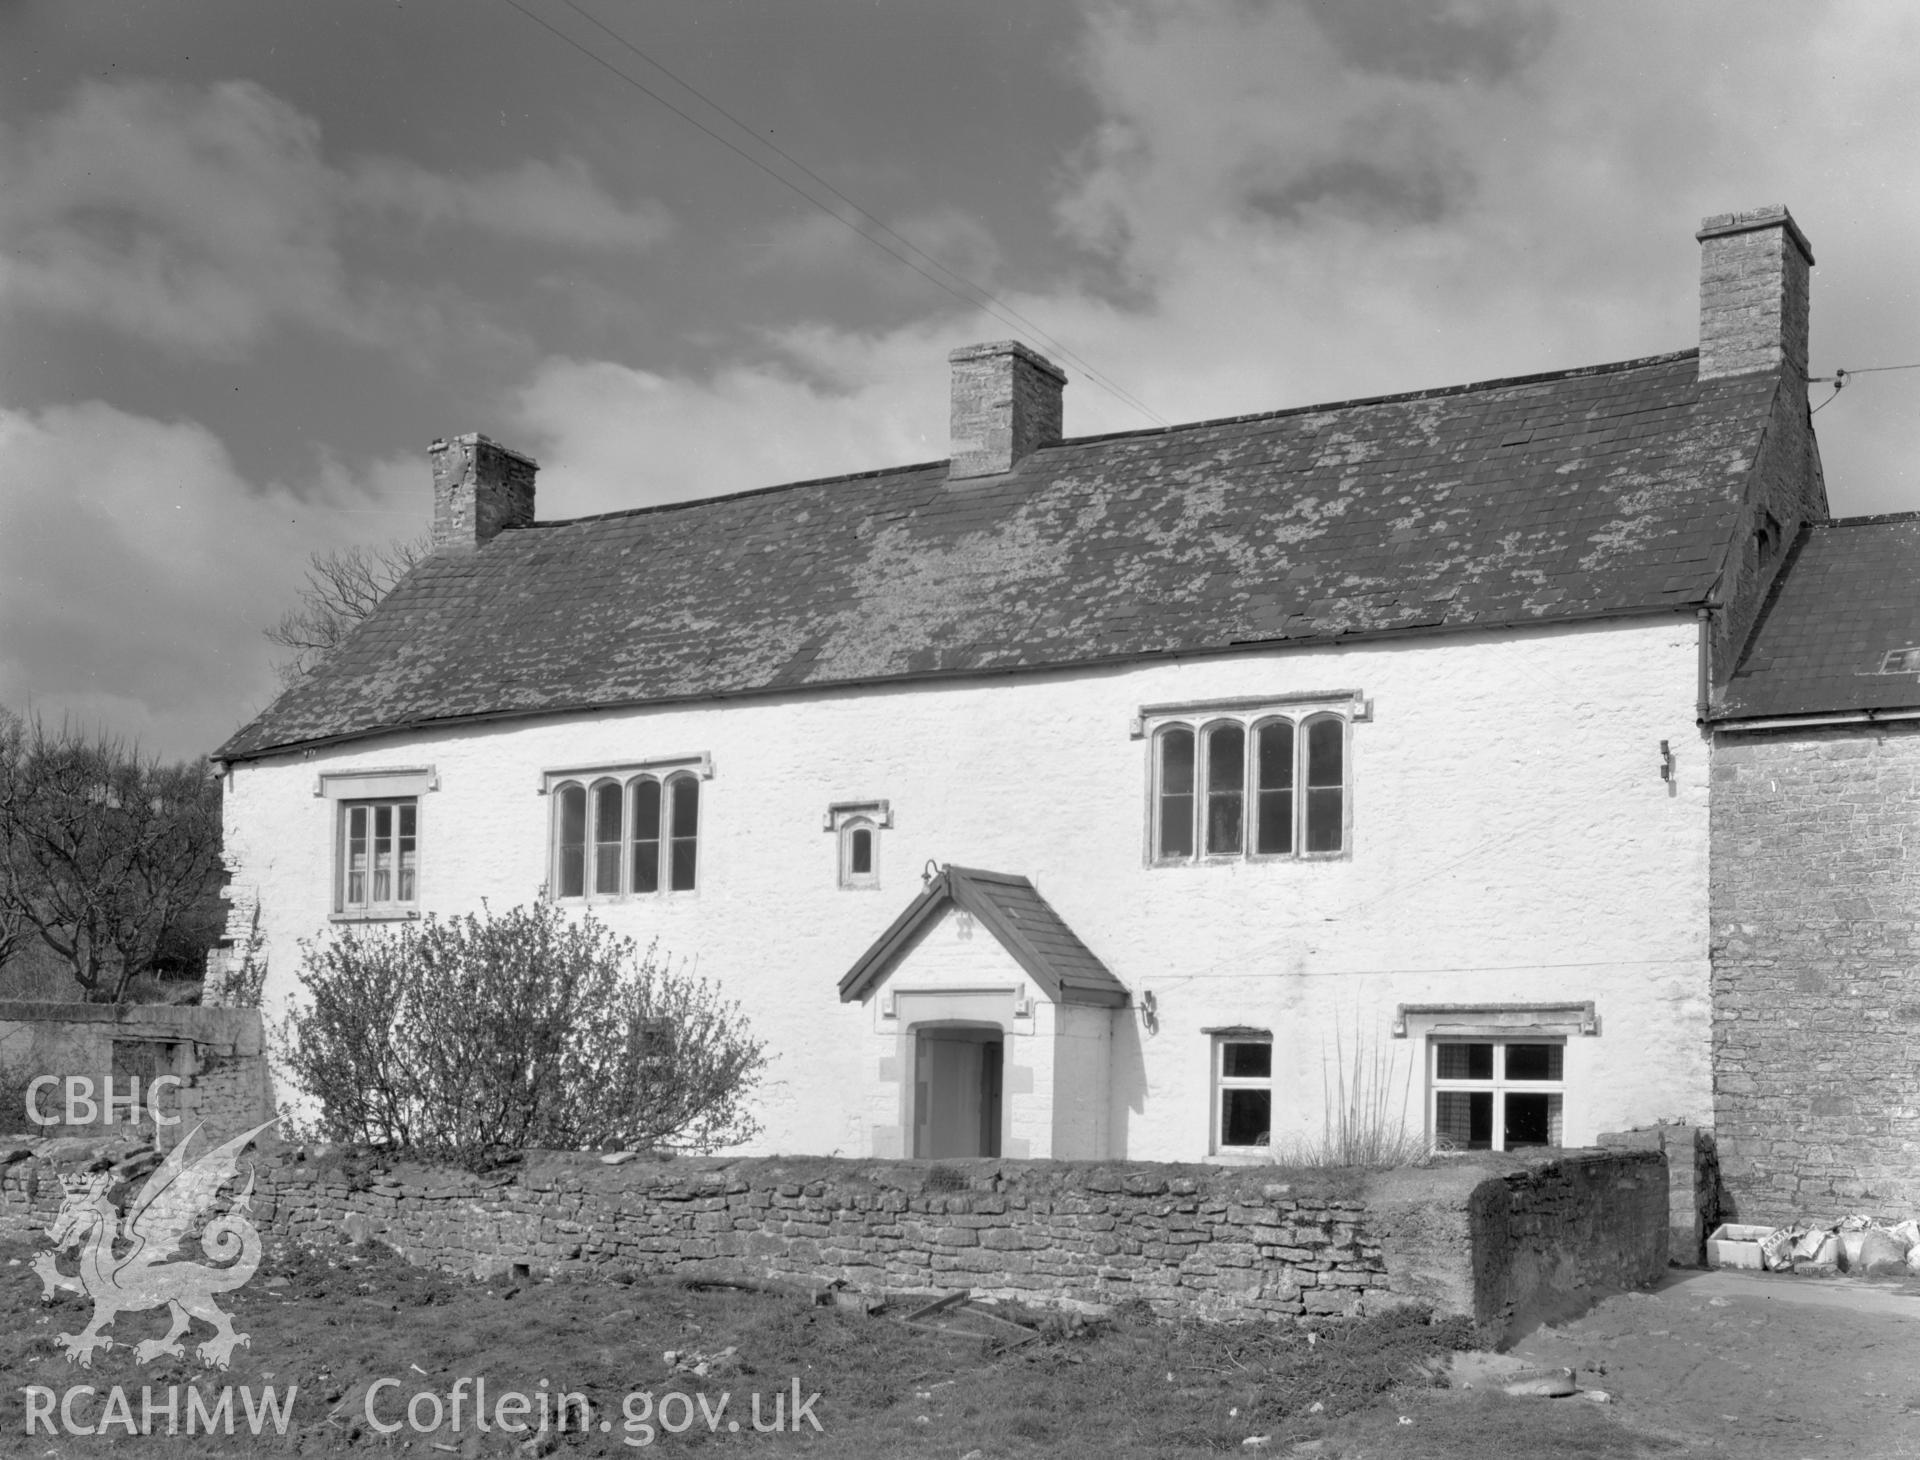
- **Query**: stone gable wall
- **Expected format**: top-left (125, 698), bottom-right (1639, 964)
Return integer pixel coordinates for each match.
top-left (1711, 724), bottom-right (1920, 1224)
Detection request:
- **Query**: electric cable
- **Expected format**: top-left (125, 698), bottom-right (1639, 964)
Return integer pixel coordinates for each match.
top-left (498, 0), bottom-right (1170, 427)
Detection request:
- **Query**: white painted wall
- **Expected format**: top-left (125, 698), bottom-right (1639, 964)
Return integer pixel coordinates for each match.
top-left (225, 615), bottom-right (1712, 1161)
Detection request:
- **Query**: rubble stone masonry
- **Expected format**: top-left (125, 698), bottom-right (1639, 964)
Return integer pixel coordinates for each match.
top-left (1, 1144), bottom-right (1665, 1342)
top-left (1711, 723), bottom-right (1920, 1223)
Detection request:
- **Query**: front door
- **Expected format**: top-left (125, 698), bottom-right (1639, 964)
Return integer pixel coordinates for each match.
top-left (912, 1028), bottom-right (1003, 1158)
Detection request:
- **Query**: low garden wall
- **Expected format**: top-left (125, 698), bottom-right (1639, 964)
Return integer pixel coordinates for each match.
top-left (0, 1140), bottom-right (1667, 1343)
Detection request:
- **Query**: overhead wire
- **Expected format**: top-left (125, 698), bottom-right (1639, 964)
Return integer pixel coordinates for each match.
top-left (1808, 360), bottom-right (1920, 415)
top-left (554, 0), bottom-right (1168, 428)
top-left (498, 0), bottom-right (1170, 428)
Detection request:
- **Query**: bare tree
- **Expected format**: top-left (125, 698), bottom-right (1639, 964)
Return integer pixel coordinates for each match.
top-left (0, 711), bottom-right (225, 1002)
top-left (264, 535), bottom-right (429, 685)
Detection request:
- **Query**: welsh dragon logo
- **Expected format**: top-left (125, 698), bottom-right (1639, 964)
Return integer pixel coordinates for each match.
top-left (32, 1119), bottom-right (277, 1369)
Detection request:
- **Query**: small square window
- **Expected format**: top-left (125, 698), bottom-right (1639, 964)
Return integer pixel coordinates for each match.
top-left (1213, 1034), bottom-right (1273, 1153)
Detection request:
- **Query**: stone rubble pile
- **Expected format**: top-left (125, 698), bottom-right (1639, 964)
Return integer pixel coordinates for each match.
top-left (1750, 1215), bottom-right (1920, 1275)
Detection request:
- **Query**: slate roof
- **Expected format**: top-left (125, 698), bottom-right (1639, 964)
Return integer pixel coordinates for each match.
top-left (1716, 514), bottom-right (1920, 720)
top-left (838, 865), bottom-right (1129, 1008)
top-left (219, 349), bottom-right (1784, 760)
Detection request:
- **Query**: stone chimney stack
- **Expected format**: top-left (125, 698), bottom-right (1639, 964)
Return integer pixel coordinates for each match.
top-left (429, 433), bottom-right (538, 552)
top-left (948, 341), bottom-right (1066, 479)
top-left (1696, 206), bottom-right (1814, 383)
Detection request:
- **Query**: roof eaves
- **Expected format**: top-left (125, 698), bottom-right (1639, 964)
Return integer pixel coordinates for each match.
top-left (836, 871), bottom-right (951, 1003)
top-left (947, 866), bottom-right (1128, 1008)
top-left (1710, 704), bottom-right (1920, 732)
top-left (215, 600), bottom-right (1711, 764)
top-left (944, 869), bottom-right (1064, 1004)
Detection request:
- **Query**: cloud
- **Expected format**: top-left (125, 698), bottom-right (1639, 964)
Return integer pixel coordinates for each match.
top-left (750, 206), bottom-right (1004, 295)
top-left (347, 155), bottom-right (674, 253)
top-left (0, 80), bottom-right (353, 356)
top-left (512, 327), bottom-right (953, 519)
top-left (505, 1), bottom-right (1920, 528)
top-left (0, 78), bottom-right (671, 357)
top-left (0, 398), bottom-right (425, 759)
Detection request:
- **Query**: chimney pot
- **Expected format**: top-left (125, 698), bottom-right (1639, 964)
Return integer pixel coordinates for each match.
top-left (429, 433), bottom-right (538, 552)
top-left (1696, 206), bottom-right (1814, 383)
top-left (948, 341), bottom-right (1066, 479)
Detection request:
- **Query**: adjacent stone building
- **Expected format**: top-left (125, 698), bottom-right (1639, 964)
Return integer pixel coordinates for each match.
top-left (1709, 515), bottom-right (1920, 1221)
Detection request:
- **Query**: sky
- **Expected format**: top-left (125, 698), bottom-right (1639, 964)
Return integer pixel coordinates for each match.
top-left (2, 0), bottom-right (1917, 763)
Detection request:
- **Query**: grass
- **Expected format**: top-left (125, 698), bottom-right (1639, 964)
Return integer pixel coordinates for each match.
top-left (0, 1224), bottom-right (1679, 1457)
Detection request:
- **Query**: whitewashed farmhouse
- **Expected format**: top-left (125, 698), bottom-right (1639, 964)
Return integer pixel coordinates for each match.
top-left (215, 207), bottom-right (1830, 1173)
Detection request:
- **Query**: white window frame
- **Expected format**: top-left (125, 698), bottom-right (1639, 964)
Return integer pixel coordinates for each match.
top-left (317, 767), bottom-right (434, 921)
top-left (824, 799), bottom-right (891, 891)
top-left (1209, 1029), bottom-right (1274, 1155)
top-left (543, 755), bottom-right (712, 902)
top-left (1428, 1037), bottom-right (1566, 1153)
top-left (840, 818), bottom-right (880, 889)
top-left (334, 798), bottom-right (421, 917)
top-left (1139, 693), bottom-right (1364, 866)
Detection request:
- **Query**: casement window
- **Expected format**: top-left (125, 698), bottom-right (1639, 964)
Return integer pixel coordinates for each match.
top-left (1147, 700), bottom-right (1356, 864)
top-left (1211, 1032), bottom-right (1273, 1153)
top-left (315, 767), bottom-right (436, 919)
top-left (546, 755), bottom-right (711, 901)
top-left (340, 799), bottom-right (419, 912)
top-left (1429, 1038), bottom-right (1564, 1151)
top-left (824, 800), bottom-right (892, 891)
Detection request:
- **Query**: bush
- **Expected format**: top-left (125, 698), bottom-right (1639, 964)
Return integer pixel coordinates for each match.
top-left (279, 902), bottom-right (765, 1167)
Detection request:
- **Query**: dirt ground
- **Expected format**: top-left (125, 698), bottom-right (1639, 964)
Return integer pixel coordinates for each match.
top-left (1496, 1267), bottom-right (1920, 1459)
top-left (4, 1227), bottom-right (1919, 1457)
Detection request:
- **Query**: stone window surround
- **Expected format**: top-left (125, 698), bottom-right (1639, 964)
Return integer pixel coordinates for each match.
top-left (316, 767), bottom-right (436, 923)
top-left (541, 754), bottom-right (713, 902)
top-left (1394, 1002), bottom-right (1597, 1155)
top-left (824, 799), bottom-right (892, 891)
top-left (1135, 691), bottom-right (1369, 867)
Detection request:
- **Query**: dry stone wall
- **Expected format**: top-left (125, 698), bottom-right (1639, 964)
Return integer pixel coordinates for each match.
top-left (1, 1141), bottom-right (1666, 1341)
top-left (268, 1158), bottom-right (1390, 1323)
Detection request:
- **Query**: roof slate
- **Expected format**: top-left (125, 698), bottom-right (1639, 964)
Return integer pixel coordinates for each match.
top-left (1717, 514), bottom-right (1920, 720)
top-left (838, 865), bottom-right (1129, 1008)
top-left (220, 350), bottom-right (1779, 760)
